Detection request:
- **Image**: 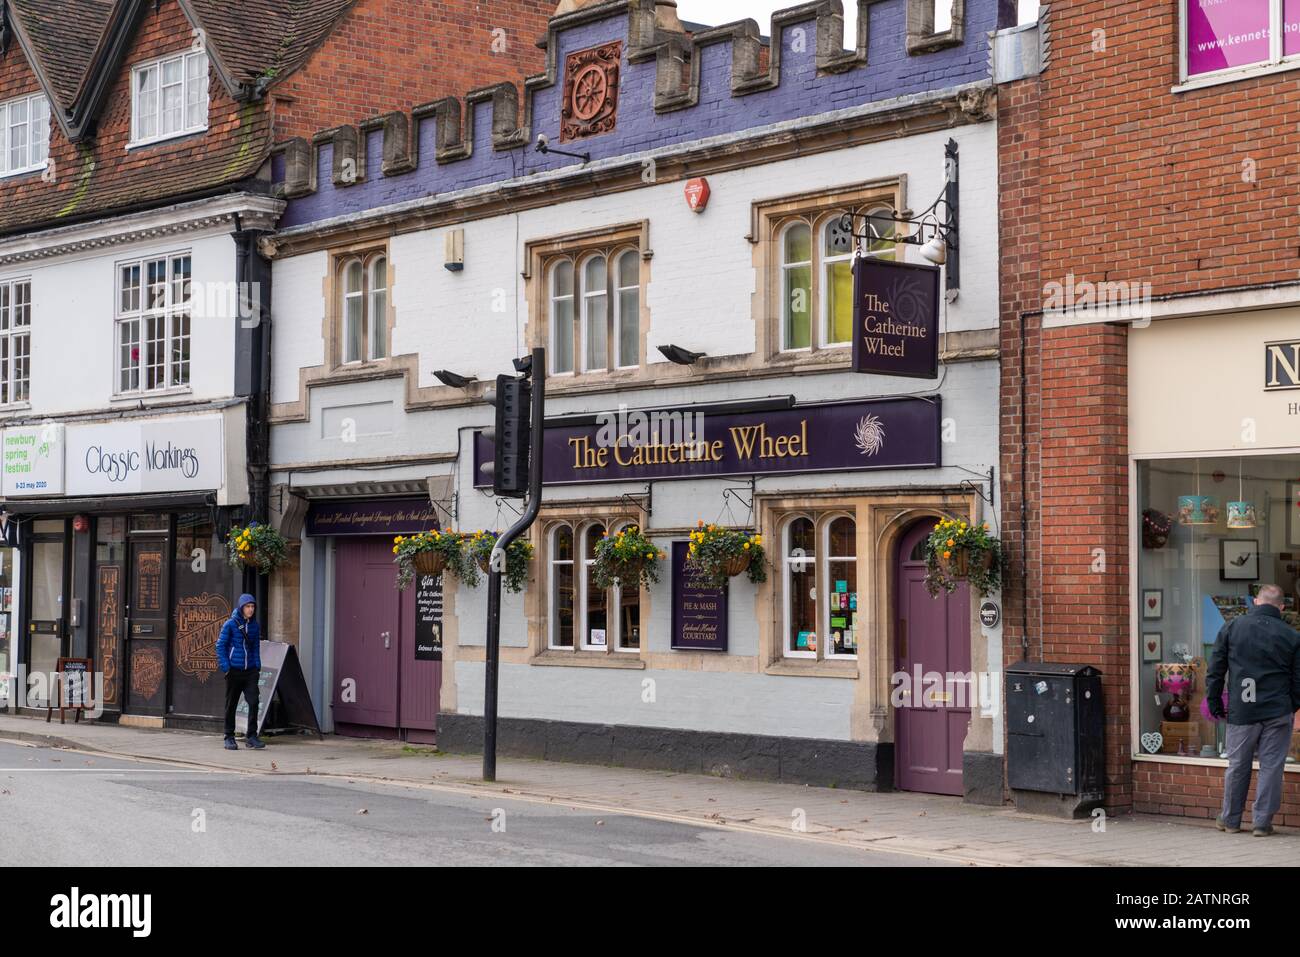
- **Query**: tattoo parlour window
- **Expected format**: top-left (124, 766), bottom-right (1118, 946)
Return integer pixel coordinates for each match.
top-left (782, 513), bottom-right (859, 659)
top-left (0, 279), bottom-right (31, 404)
top-left (1135, 454), bottom-right (1300, 762)
top-left (117, 253), bottom-right (191, 393)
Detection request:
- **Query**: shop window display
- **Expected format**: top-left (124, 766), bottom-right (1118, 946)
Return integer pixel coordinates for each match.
top-left (1136, 456), bottom-right (1300, 765)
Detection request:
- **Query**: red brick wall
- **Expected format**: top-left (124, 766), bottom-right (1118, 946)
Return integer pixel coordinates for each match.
top-left (1135, 760), bottom-right (1300, 829)
top-left (1001, 2), bottom-right (1300, 814)
top-left (270, 0), bottom-right (555, 141)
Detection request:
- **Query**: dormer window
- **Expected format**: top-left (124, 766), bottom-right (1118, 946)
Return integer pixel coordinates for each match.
top-left (0, 93), bottom-right (50, 177)
top-left (130, 50), bottom-right (209, 147)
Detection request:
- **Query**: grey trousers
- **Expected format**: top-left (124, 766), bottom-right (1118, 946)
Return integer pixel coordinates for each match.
top-left (1220, 713), bottom-right (1295, 829)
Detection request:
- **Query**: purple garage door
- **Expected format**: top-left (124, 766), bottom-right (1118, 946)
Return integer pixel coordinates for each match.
top-left (332, 537), bottom-right (439, 741)
top-left (895, 520), bottom-right (971, 795)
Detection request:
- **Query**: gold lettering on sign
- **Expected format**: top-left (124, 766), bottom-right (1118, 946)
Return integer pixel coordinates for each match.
top-left (136, 550), bottom-right (162, 611)
top-left (130, 644), bottom-right (165, 701)
top-left (97, 566), bottom-right (120, 705)
top-left (174, 592), bottom-right (230, 684)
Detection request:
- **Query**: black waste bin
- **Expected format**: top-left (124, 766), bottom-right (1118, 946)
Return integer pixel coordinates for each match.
top-left (1005, 662), bottom-right (1103, 810)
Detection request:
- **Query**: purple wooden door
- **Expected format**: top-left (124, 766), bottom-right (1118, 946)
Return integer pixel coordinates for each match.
top-left (333, 539), bottom-right (400, 729)
top-left (895, 520), bottom-right (970, 795)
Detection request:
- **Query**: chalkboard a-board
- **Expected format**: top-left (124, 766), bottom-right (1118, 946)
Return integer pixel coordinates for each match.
top-left (415, 572), bottom-right (443, 661)
top-left (234, 641), bottom-right (322, 738)
top-left (47, 657), bottom-right (92, 724)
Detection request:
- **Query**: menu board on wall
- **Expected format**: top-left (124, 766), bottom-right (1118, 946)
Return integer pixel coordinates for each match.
top-left (414, 573), bottom-right (443, 661)
top-left (670, 541), bottom-right (728, 652)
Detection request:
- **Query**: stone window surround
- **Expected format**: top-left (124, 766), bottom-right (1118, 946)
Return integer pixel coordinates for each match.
top-left (525, 499), bottom-right (652, 670)
top-left (751, 177), bottom-right (906, 365)
top-left (327, 240), bottom-right (395, 372)
top-left (524, 221), bottom-right (652, 387)
top-left (772, 507), bottom-right (861, 663)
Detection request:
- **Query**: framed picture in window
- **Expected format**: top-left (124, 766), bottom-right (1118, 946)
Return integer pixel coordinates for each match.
top-left (1141, 632), bottom-right (1161, 663)
top-left (1220, 539), bottom-right (1260, 582)
top-left (1288, 482), bottom-right (1300, 548)
top-left (1141, 589), bottom-right (1163, 620)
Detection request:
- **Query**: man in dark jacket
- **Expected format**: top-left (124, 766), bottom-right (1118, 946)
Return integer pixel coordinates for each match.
top-left (1206, 583), bottom-right (1300, 836)
top-left (216, 593), bottom-right (265, 750)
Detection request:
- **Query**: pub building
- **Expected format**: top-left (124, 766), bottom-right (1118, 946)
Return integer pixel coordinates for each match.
top-left (263, 0), bottom-right (1032, 798)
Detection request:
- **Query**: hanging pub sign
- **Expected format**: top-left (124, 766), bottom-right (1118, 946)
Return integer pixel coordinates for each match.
top-left (670, 542), bottom-right (727, 652)
top-left (475, 396), bottom-right (941, 487)
top-left (851, 256), bottom-right (940, 379)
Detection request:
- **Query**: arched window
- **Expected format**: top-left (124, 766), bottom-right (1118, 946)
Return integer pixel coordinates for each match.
top-left (582, 255), bottom-right (609, 372)
top-left (784, 516), bottom-right (817, 656)
top-left (338, 254), bottom-right (388, 365)
top-left (369, 257), bottom-right (388, 360)
top-left (549, 524), bottom-right (575, 649)
top-left (550, 260), bottom-right (575, 375)
top-left (781, 223), bottom-right (812, 351)
top-left (822, 218), bottom-right (855, 346)
top-left (614, 249), bottom-right (640, 369)
top-left (581, 523), bottom-right (609, 648)
top-left (825, 516), bottom-right (858, 657)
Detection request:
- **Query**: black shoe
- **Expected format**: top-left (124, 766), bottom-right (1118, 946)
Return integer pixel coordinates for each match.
top-left (245, 736), bottom-right (266, 750)
top-left (223, 737), bottom-right (238, 751)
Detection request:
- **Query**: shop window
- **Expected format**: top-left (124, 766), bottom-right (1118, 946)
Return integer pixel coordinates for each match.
top-left (116, 253), bottom-right (191, 393)
top-left (547, 247), bottom-right (641, 375)
top-left (547, 519), bottom-right (641, 652)
top-left (1179, 0), bottom-right (1300, 86)
top-left (775, 205), bottom-right (896, 354)
top-left (1135, 455), bottom-right (1300, 763)
top-left (782, 513), bottom-right (859, 659)
top-left (337, 253), bottom-right (388, 365)
top-left (0, 277), bottom-right (31, 404)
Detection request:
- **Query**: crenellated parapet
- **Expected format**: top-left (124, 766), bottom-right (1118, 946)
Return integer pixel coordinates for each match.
top-left (271, 0), bottom-right (1003, 231)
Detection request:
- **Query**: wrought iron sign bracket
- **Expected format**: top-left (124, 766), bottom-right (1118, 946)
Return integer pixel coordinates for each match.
top-left (721, 476), bottom-right (758, 525)
top-left (430, 493), bottom-right (458, 526)
top-left (957, 465), bottom-right (995, 508)
top-left (618, 486), bottom-right (653, 521)
top-left (839, 139), bottom-right (960, 297)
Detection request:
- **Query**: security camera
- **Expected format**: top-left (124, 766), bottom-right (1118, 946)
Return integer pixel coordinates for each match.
top-left (535, 133), bottom-right (550, 153)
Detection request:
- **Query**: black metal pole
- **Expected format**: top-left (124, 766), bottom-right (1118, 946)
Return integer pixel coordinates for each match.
top-left (484, 347), bottom-right (545, 782)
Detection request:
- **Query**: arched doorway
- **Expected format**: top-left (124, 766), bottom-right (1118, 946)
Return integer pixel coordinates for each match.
top-left (894, 518), bottom-right (971, 795)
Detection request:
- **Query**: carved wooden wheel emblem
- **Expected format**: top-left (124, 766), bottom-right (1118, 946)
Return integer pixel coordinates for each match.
top-left (571, 65), bottom-right (608, 121)
top-left (562, 41), bottom-right (621, 142)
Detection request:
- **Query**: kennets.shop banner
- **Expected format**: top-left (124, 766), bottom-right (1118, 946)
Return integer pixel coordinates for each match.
top-left (475, 396), bottom-right (941, 487)
top-left (852, 256), bottom-right (939, 379)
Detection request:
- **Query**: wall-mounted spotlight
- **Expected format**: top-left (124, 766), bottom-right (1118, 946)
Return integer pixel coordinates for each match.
top-left (512, 354), bottom-right (534, 375)
top-left (433, 369), bottom-right (476, 389)
top-left (658, 344), bottom-right (706, 366)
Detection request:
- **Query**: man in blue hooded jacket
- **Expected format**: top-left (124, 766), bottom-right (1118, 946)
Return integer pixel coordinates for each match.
top-left (216, 593), bottom-right (265, 750)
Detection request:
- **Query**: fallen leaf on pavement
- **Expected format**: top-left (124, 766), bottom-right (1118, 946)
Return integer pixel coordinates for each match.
top-left (356, 808), bottom-right (368, 815)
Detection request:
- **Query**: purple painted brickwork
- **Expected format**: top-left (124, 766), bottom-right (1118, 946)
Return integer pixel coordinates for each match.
top-left (277, 0), bottom-right (998, 229)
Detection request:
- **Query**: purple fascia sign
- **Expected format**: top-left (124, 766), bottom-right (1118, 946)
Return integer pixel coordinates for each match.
top-left (474, 397), bottom-right (942, 488)
top-left (1185, 0), bottom-right (1300, 77)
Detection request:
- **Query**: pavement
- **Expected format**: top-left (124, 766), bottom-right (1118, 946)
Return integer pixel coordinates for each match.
top-left (0, 712), bottom-right (1295, 866)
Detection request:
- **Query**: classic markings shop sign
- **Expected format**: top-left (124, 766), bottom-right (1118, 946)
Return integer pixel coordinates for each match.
top-left (475, 397), bottom-right (941, 486)
top-left (64, 417), bottom-right (224, 496)
top-left (852, 256), bottom-right (940, 379)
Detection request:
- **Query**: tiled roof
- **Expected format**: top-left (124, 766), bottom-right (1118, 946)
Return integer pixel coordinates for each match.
top-left (8, 0), bottom-right (115, 111)
top-left (186, 0), bottom-right (356, 87)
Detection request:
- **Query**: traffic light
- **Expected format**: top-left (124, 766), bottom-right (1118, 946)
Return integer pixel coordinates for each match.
top-left (480, 373), bottom-right (532, 498)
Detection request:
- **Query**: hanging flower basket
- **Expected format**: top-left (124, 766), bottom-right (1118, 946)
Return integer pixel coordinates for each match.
top-left (685, 522), bottom-right (767, 589)
top-left (592, 526), bottom-right (662, 591)
top-left (463, 530), bottom-right (534, 594)
top-left (393, 530), bottom-right (470, 590)
top-left (226, 522), bottom-right (287, 575)
top-left (924, 518), bottom-right (1002, 598)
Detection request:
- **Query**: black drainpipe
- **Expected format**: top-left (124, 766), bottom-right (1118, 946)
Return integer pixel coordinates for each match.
top-left (233, 225), bottom-right (273, 618)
